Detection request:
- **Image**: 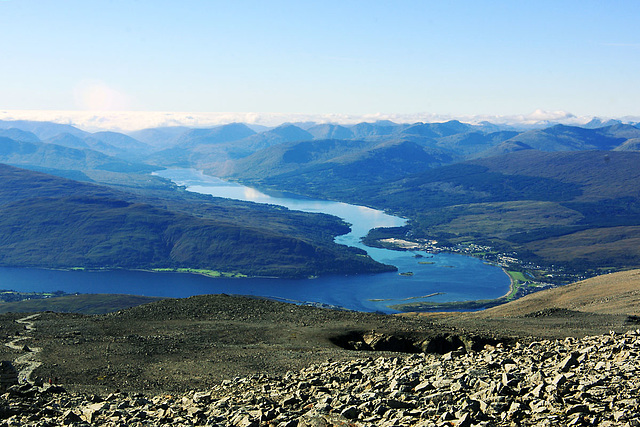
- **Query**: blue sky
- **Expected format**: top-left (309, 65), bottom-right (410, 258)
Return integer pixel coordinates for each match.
top-left (1, 0), bottom-right (639, 122)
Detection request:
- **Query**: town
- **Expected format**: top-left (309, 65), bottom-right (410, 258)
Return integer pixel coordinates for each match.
top-left (375, 236), bottom-right (609, 303)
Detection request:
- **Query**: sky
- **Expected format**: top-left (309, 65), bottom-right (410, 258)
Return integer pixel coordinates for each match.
top-left (1, 0), bottom-right (639, 130)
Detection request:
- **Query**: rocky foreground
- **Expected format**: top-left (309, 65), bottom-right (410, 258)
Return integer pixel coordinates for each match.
top-left (2, 330), bottom-right (640, 426)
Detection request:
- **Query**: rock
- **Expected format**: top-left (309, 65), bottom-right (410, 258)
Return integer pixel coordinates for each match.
top-left (340, 405), bottom-right (358, 419)
top-left (456, 412), bottom-right (473, 427)
top-left (3, 331), bottom-right (640, 426)
top-left (281, 394), bottom-right (300, 406)
top-left (558, 352), bottom-right (581, 372)
top-left (192, 390), bottom-right (211, 403)
top-left (0, 361), bottom-right (19, 391)
top-left (61, 409), bottom-right (82, 425)
top-left (81, 402), bottom-right (107, 423)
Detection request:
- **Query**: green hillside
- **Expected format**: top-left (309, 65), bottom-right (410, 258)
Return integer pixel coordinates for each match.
top-left (222, 139), bottom-right (451, 198)
top-left (0, 164), bottom-right (393, 278)
top-left (0, 137), bottom-right (156, 173)
top-left (360, 151), bottom-right (640, 271)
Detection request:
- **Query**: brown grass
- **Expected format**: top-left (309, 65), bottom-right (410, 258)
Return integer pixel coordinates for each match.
top-left (479, 268), bottom-right (640, 317)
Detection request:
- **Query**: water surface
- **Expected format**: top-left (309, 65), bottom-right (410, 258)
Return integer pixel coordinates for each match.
top-left (0, 170), bottom-right (509, 313)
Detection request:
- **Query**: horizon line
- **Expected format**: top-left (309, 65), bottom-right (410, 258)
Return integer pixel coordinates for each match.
top-left (1, 109), bottom-right (638, 133)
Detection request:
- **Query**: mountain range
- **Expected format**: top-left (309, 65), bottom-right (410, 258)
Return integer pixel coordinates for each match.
top-left (2, 117), bottom-right (640, 277)
top-left (2, 118), bottom-right (639, 177)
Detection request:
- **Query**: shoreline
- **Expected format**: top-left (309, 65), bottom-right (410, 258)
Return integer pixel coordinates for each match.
top-left (500, 266), bottom-right (517, 299)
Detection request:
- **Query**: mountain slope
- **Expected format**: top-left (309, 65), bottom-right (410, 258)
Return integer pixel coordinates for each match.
top-left (228, 124), bottom-right (313, 154)
top-left (91, 131), bottom-right (152, 153)
top-left (0, 137), bottom-right (156, 173)
top-left (401, 120), bottom-right (473, 138)
top-left (0, 128), bottom-right (41, 143)
top-left (173, 123), bottom-right (256, 148)
top-left (127, 126), bottom-right (193, 148)
top-left (223, 138), bottom-right (450, 198)
top-left (477, 268), bottom-right (640, 317)
top-left (501, 124), bottom-right (626, 152)
top-left (615, 138), bottom-right (640, 151)
top-left (148, 124), bottom-right (314, 168)
top-left (350, 150), bottom-right (640, 271)
top-left (0, 164), bottom-right (392, 277)
top-left (434, 130), bottom-right (520, 159)
top-left (45, 133), bottom-right (91, 150)
top-left (349, 120), bottom-right (407, 138)
top-left (44, 132), bottom-right (151, 160)
top-left (0, 120), bottom-right (89, 140)
top-left (306, 124), bottom-right (354, 140)
top-left (426, 268), bottom-right (640, 340)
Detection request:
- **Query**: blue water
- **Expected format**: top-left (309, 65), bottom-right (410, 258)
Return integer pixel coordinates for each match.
top-left (0, 169), bottom-right (510, 313)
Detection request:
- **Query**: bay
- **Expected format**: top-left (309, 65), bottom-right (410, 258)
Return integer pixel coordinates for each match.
top-left (0, 169), bottom-right (510, 313)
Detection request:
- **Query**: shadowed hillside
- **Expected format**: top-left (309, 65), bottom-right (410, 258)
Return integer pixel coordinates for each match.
top-left (350, 150), bottom-right (640, 272)
top-left (0, 164), bottom-right (393, 277)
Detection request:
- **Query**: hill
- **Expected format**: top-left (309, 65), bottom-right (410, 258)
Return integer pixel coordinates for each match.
top-left (498, 124), bottom-right (628, 152)
top-left (147, 124), bottom-right (313, 169)
top-left (127, 126), bottom-right (193, 148)
top-left (15, 293), bottom-right (475, 393)
top-left (221, 138), bottom-right (451, 197)
top-left (429, 268), bottom-right (640, 339)
top-left (90, 131), bottom-right (152, 155)
top-left (0, 128), bottom-right (41, 143)
top-left (432, 130), bottom-right (520, 160)
top-left (616, 138), bottom-right (640, 151)
top-left (480, 268), bottom-right (640, 317)
top-left (348, 120), bottom-right (408, 138)
top-left (0, 164), bottom-right (392, 277)
top-left (0, 119), bottom-right (89, 140)
top-left (2, 274), bottom-right (639, 426)
top-left (0, 294), bottom-right (163, 315)
top-left (346, 150), bottom-right (640, 272)
top-left (0, 137), bottom-right (156, 174)
top-left (306, 123), bottom-right (354, 139)
top-left (217, 122), bottom-right (640, 214)
top-left (6, 269), bottom-right (639, 396)
top-left (400, 120), bottom-right (473, 138)
top-left (43, 131), bottom-right (152, 160)
top-left (172, 123), bottom-right (256, 148)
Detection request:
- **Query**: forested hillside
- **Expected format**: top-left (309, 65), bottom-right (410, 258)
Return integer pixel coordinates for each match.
top-left (359, 151), bottom-right (640, 271)
top-left (0, 164), bottom-right (392, 277)
top-left (3, 118), bottom-right (640, 275)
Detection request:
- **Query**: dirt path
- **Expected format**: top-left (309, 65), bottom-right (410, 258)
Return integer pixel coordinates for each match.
top-left (4, 313), bottom-right (42, 383)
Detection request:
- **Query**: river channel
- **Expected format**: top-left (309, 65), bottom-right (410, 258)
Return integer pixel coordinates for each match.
top-left (0, 169), bottom-right (510, 313)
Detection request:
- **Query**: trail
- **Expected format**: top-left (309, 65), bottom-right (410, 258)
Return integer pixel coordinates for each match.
top-left (4, 313), bottom-right (42, 383)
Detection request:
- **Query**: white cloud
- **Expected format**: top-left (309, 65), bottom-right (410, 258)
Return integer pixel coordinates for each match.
top-left (0, 110), bottom-right (637, 133)
top-left (73, 80), bottom-right (133, 111)
top-left (525, 109), bottom-right (577, 122)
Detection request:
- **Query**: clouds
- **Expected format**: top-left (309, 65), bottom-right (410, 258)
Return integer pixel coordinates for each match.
top-left (511, 110), bottom-right (578, 125)
top-left (3, 109), bottom-right (637, 133)
top-left (73, 80), bottom-right (133, 111)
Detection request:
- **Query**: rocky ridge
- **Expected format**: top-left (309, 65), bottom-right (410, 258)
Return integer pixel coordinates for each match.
top-left (2, 330), bottom-right (640, 426)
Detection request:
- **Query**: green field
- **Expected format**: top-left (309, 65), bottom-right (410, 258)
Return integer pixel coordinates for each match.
top-left (152, 268), bottom-right (247, 278)
top-left (507, 270), bottom-right (527, 283)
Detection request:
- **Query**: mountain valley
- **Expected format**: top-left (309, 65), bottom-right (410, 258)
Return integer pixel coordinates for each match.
top-left (1, 117), bottom-right (640, 425)
top-left (2, 117), bottom-right (640, 283)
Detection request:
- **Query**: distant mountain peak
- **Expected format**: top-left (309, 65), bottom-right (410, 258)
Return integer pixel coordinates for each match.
top-left (269, 124), bottom-right (313, 140)
top-left (583, 117), bottom-right (623, 129)
top-left (176, 123), bottom-right (257, 147)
